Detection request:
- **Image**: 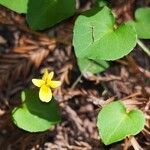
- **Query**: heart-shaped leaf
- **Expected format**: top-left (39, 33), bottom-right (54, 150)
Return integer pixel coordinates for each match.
top-left (0, 0), bottom-right (28, 13)
top-left (77, 57), bottom-right (109, 74)
top-left (128, 7), bottom-right (150, 39)
top-left (97, 101), bottom-right (145, 145)
top-left (73, 7), bottom-right (137, 60)
top-left (27, 0), bottom-right (76, 30)
top-left (12, 89), bottom-right (60, 132)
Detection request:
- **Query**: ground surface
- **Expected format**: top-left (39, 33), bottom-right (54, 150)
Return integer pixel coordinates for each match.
top-left (0, 0), bottom-right (150, 149)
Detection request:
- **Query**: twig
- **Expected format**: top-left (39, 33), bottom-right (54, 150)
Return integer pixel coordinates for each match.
top-left (123, 138), bottom-right (130, 150)
top-left (126, 55), bottom-right (148, 97)
top-left (130, 137), bottom-right (143, 150)
top-left (122, 92), bottom-right (141, 100)
top-left (137, 39), bottom-right (150, 57)
top-left (14, 23), bottom-right (70, 45)
top-left (64, 105), bottom-right (85, 132)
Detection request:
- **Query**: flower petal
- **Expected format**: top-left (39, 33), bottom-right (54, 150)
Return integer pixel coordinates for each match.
top-left (48, 71), bottom-right (54, 80)
top-left (42, 69), bottom-right (49, 81)
top-left (32, 79), bottom-right (45, 87)
top-left (49, 81), bottom-right (61, 88)
top-left (39, 85), bottom-right (52, 102)
top-left (47, 71), bottom-right (54, 84)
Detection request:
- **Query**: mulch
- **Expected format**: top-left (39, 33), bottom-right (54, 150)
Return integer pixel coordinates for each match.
top-left (0, 0), bottom-right (150, 149)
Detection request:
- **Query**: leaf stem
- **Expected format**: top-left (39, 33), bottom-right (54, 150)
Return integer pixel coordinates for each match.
top-left (137, 39), bottom-right (150, 57)
top-left (71, 62), bottom-right (91, 89)
top-left (71, 72), bottom-right (83, 90)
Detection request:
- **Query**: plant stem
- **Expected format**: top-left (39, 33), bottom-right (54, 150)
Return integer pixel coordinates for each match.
top-left (71, 73), bottom-right (83, 90)
top-left (71, 62), bottom-right (91, 89)
top-left (137, 39), bottom-right (150, 57)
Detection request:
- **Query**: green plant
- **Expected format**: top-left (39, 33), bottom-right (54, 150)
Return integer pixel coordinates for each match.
top-left (73, 5), bottom-right (150, 70)
top-left (128, 7), bottom-right (150, 39)
top-left (12, 69), bottom-right (61, 132)
top-left (27, 0), bottom-right (76, 30)
top-left (97, 101), bottom-right (145, 145)
top-left (0, 0), bottom-right (76, 30)
top-left (12, 89), bottom-right (60, 132)
top-left (0, 0), bottom-right (28, 13)
top-left (1, 0), bottom-right (148, 145)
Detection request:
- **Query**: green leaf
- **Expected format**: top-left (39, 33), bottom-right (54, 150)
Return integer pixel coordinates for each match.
top-left (12, 89), bottom-right (60, 132)
top-left (77, 57), bottom-right (109, 74)
top-left (97, 101), bottom-right (145, 145)
top-left (0, 0), bottom-right (28, 13)
top-left (27, 0), bottom-right (76, 30)
top-left (73, 7), bottom-right (137, 60)
top-left (128, 7), bottom-right (150, 39)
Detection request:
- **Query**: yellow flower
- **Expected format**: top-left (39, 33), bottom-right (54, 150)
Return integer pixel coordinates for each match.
top-left (32, 69), bottom-right (61, 102)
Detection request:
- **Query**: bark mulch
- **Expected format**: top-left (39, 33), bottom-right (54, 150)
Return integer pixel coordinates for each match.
top-left (0, 0), bottom-right (150, 149)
